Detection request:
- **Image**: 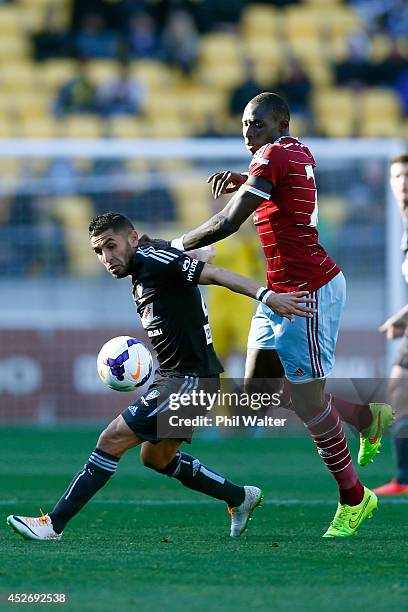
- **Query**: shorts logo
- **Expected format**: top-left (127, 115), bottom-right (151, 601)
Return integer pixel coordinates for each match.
top-left (318, 448), bottom-right (332, 458)
top-left (294, 368), bottom-right (305, 377)
top-left (146, 389), bottom-right (160, 401)
top-left (128, 405), bottom-right (138, 416)
top-left (136, 284), bottom-right (143, 297)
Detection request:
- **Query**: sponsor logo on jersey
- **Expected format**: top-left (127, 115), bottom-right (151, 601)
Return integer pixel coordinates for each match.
top-left (203, 323), bottom-right (213, 345)
top-left (128, 405), bottom-right (139, 416)
top-left (187, 258), bottom-right (198, 282)
top-left (146, 389), bottom-right (160, 401)
top-left (182, 257), bottom-right (190, 271)
top-left (148, 328), bottom-right (163, 337)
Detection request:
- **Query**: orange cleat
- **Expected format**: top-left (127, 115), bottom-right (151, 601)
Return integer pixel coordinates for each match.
top-left (373, 479), bottom-right (408, 496)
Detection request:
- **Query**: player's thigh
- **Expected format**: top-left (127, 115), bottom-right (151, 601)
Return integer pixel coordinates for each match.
top-left (389, 364), bottom-right (408, 417)
top-left (244, 348), bottom-right (285, 395)
top-left (97, 415), bottom-right (142, 457)
top-left (287, 379), bottom-right (326, 422)
top-left (275, 272), bottom-right (346, 383)
top-left (140, 438), bottom-right (182, 469)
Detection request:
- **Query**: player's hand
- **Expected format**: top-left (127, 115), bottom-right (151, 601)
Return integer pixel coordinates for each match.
top-left (138, 234), bottom-right (170, 249)
top-left (378, 321), bottom-right (406, 339)
top-left (207, 171), bottom-right (247, 199)
top-left (185, 244), bottom-right (215, 263)
top-left (266, 291), bottom-right (316, 321)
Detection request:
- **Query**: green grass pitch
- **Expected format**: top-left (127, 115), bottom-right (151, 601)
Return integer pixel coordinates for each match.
top-left (0, 426), bottom-right (407, 611)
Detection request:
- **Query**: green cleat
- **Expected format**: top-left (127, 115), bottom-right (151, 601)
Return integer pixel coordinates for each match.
top-left (358, 403), bottom-right (395, 466)
top-left (322, 487), bottom-right (378, 538)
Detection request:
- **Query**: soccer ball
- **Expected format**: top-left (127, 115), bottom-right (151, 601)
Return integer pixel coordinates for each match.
top-left (97, 336), bottom-right (153, 392)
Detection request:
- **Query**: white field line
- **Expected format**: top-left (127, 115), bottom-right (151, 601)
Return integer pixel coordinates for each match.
top-left (1, 498), bottom-right (408, 506)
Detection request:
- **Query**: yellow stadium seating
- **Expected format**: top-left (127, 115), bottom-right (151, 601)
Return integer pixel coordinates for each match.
top-left (131, 60), bottom-right (178, 91)
top-left (240, 4), bottom-right (280, 38)
top-left (0, 61), bottom-right (40, 92)
top-left (52, 196), bottom-right (98, 276)
top-left (360, 88), bottom-right (401, 120)
top-left (20, 117), bottom-right (61, 138)
top-left (10, 92), bottom-right (50, 121)
top-left (358, 117), bottom-right (399, 138)
top-left (39, 60), bottom-right (76, 92)
top-left (0, 5), bottom-right (22, 34)
top-left (63, 116), bottom-right (107, 139)
top-left (109, 117), bottom-right (146, 139)
top-left (199, 33), bottom-right (241, 66)
top-left (87, 60), bottom-right (118, 86)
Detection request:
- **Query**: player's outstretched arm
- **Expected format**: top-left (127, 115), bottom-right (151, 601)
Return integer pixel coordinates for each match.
top-left (207, 171), bottom-right (248, 199)
top-left (198, 264), bottom-right (315, 320)
top-left (173, 185), bottom-right (266, 252)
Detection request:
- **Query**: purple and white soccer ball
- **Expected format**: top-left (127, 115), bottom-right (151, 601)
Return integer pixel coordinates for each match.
top-left (97, 336), bottom-right (153, 392)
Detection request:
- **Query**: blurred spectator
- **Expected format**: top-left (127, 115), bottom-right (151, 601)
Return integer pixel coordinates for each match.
top-left (32, 5), bottom-right (72, 61)
top-left (127, 12), bottom-right (160, 59)
top-left (53, 59), bottom-right (96, 117)
top-left (275, 57), bottom-right (311, 116)
top-left (70, 0), bottom-right (138, 33)
top-left (131, 168), bottom-right (177, 224)
top-left (383, 0), bottom-right (408, 37)
top-left (160, 10), bottom-right (198, 74)
top-left (196, 113), bottom-right (228, 138)
top-left (334, 30), bottom-right (374, 88)
top-left (371, 42), bottom-right (408, 87)
top-left (74, 13), bottom-right (120, 59)
top-left (96, 61), bottom-right (146, 117)
top-left (228, 58), bottom-right (263, 118)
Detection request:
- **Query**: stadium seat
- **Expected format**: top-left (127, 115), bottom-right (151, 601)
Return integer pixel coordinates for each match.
top-left (149, 117), bottom-right (193, 139)
top-left (240, 4), bottom-right (280, 38)
top-left (20, 117), bottom-right (60, 139)
top-left (313, 88), bottom-right (355, 137)
top-left (0, 158), bottom-right (21, 180)
top-left (53, 196), bottom-right (98, 276)
top-left (0, 61), bottom-right (38, 93)
top-left (40, 60), bottom-right (76, 92)
top-left (109, 117), bottom-right (146, 139)
top-left (62, 116), bottom-right (107, 139)
top-left (199, 33), bottom-right (241, 66)
top-left (358, 117), bottom-right (399, 138)
top-left (360, 88), bottom-right (401, 121)
top-left (11, 93), bottom-right (50, 121)
top-left (196, 62), bottom-right (244, 91)
top-left (87, 60), bottom-right (118, 86)
top-left (0, 35), bottom-right (30, 60)
top-left (131, 60), bottom-right (177, 92)
top-left (0, 5), bottom-right (22, 34)
top-left (284, 7), bottom-right (321, 40)
top-left (173, 182), bottom-right (211, 228)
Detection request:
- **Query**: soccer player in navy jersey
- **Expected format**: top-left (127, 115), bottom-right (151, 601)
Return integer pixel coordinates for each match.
top-left (169, 92), bottom-right (393, 537)
top-left (7, 212), bottom-right (314, 541)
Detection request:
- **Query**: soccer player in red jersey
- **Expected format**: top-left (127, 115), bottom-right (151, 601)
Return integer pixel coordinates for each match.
top-left (170, 92), bottom-right (393, 537)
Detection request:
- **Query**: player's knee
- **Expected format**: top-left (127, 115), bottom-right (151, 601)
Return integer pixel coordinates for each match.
top-left (97, 417), bottom-right (135, 456)
top-left (140, 447), bottom-right (180, 473)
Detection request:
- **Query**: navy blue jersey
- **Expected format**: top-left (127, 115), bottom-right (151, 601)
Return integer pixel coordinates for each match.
top-left (131, 245), bottom-right (223, 377)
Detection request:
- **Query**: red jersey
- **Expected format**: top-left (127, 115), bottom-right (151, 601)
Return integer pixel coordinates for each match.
top-left (243, 136), bottom-right (340, 293)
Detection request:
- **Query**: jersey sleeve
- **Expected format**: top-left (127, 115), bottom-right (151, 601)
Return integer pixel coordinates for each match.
top-left (245, 143), bottom-right (289, 198)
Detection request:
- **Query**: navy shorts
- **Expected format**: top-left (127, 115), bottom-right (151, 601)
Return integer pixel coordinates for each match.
top-left (122, 373), bottom-right (220, 444)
